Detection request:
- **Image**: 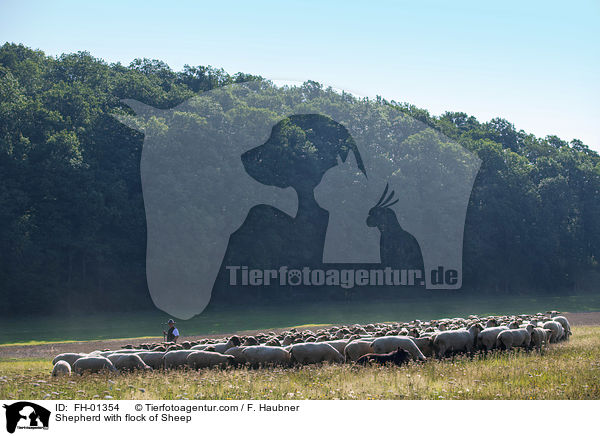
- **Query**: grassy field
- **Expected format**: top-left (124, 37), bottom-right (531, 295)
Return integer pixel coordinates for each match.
top-left (2, 291), bottom-right (600, 345)
top-left (1, 326), bottom-right (598, 400)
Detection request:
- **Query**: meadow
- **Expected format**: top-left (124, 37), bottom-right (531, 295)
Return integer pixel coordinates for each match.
top-left (1, 326), bottom-right (598, 400)
top-left (2, 291), bottom-right (600, 345)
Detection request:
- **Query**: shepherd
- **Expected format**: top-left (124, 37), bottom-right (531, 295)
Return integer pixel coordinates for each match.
top-left (163, 319), bottom-right (180, 343)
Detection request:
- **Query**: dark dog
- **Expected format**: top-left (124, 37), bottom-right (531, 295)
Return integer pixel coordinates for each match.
top-left (357, 347), bottom-right (411, 366)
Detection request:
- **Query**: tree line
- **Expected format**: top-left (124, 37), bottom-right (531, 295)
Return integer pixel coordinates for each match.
top-left (0, 43), bottom-right (598, 315)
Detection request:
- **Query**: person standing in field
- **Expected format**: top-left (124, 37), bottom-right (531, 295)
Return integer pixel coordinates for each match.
top-left (163, 319), bottom-right (180, 343)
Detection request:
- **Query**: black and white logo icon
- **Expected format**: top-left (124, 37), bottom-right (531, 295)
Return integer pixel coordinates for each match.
top-left (3, 402), bottom-right (50, 434)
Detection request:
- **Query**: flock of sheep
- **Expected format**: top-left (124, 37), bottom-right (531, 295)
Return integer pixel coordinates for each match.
top-left (50, 311), bottom-right (572, 376)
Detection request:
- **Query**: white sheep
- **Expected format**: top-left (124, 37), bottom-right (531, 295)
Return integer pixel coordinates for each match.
top-left (432, 324), bottom-right (483, 358)
top-left (52, 353), bottom-right (87, 367)
top-left (223, 346), bottom-right (247, 365)
top-left (163, 350), bottom-right (196, 369)
top-left (552, 316), bottom-right (571, 340)
top-left (476, 326), bottom-right (508, 351)
top-left (343, 340), bottom-right (374, 361)
top-left (113, 354), bottom-right (151, 371)
top-left (506, 320), bottom-right (521, 329)
top-left (105, 353), bottom-right (130, 364)
top-left (186, 351), bottom-right (234, 369)
top-left (543, 321), bottom-right (564, 343)
top-left (136, 352), bottom-right (165, 369)
top-left (411, 337), bottom-right (434, 357)
top-left (72, 356), bottom-right (117, 374)
top-left (51, 360), bottom-right (71, 376)
top-left (530, 327), bottom-right (552, 351)
top-left (496, 325), bottom-right (533, 350)
top-left (98, 349), bottom-right (142, 358)
top-left (241, 346), bottom-right (291, 366)
top-left (372, 336), bottom-right (427, 361)
top-left (289, 343), bottom-right (345, 364)
top-left (190, 344), bottom-right (216, 351)
top-left (211, 337), bottom-right (242, 353)
top-left (322, 340), bottom-right (349, 355)
top-left (485, 319), bottom-right (499, 328)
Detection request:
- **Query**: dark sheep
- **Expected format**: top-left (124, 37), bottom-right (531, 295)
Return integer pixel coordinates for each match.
top-left (228, 336), bottom-right (242, 346)
top-left (265, 338), bottom-right (281, 347)
top-left (242, 337), bottom-right (259, 346)
top-left (356, 348), bottom-right (412, 366)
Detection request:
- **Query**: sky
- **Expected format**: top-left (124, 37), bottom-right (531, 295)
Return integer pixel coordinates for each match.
top-left (1, 0), bottom-right (598, 149)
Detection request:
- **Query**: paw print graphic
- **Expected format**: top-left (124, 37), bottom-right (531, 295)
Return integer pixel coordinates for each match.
top-left (287, 269), bottom-right (302, 286)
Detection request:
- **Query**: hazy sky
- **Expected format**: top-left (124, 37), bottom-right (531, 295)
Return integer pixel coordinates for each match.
top-left (1, 0), bottom-right (598, 149)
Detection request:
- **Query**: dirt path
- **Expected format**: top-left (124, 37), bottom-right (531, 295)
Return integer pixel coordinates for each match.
top-left (564, 311), bottom-right (600, 326)
top-left (0, 326), bottom-right (294, 360)
top-left (1, 311), bottom-right (598, 360)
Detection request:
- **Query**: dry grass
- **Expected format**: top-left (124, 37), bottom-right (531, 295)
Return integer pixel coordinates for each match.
top-left (1, 326), bottom-right (598, 400)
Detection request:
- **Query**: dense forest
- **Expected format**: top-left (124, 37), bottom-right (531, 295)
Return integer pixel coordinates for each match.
top-left (1, 43), bottom-right (599, 316)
